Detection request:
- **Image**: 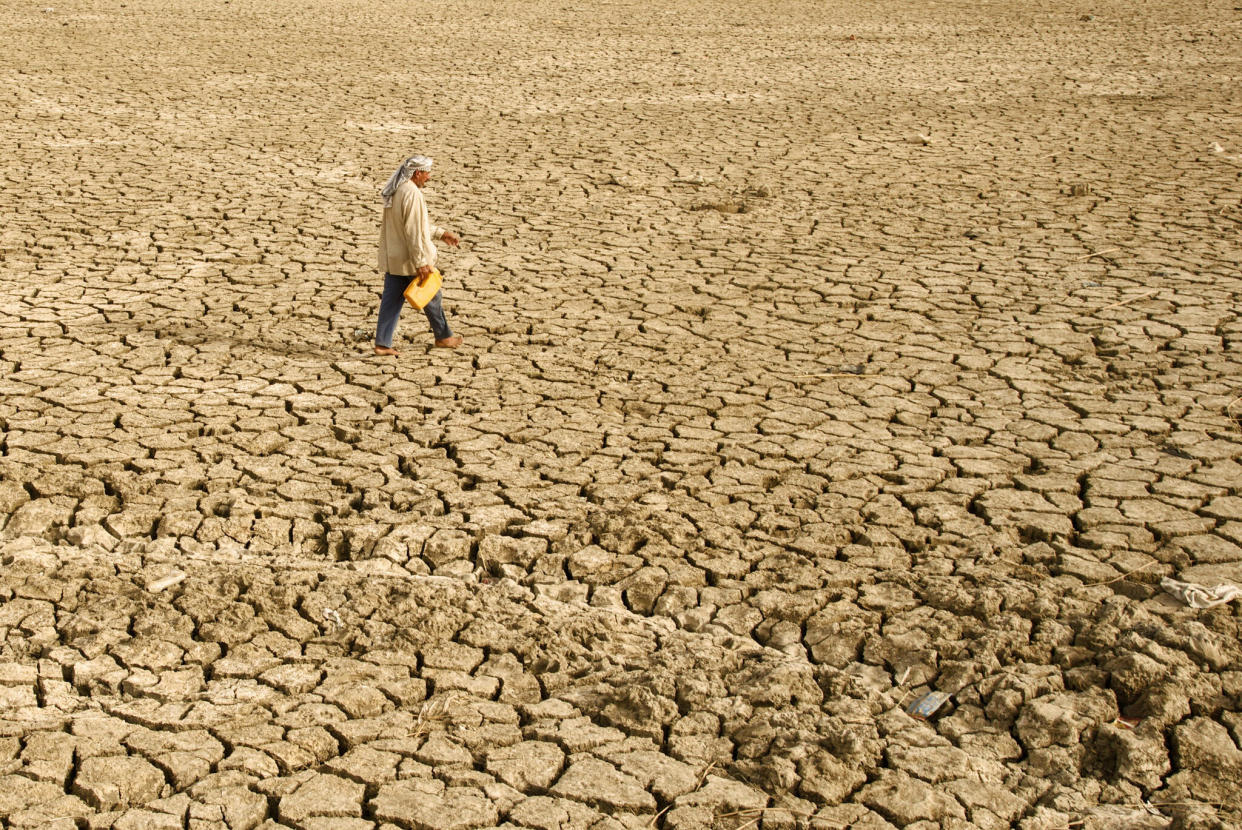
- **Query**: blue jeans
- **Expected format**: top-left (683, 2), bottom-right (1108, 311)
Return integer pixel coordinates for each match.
top-left (375, 272), bottom-right (452, 347)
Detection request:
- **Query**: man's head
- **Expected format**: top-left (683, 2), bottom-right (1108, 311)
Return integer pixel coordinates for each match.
top-left (381, 154), bottom-right (434, 205)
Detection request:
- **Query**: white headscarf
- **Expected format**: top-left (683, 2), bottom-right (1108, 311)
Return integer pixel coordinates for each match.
top-left (380, 155), bottom-right (433, 207)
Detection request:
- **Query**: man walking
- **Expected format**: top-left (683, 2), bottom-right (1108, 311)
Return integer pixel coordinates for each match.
top-left (374, 154), bottom-right (462, 355)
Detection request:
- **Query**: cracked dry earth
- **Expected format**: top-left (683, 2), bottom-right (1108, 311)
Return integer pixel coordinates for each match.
top-left (2, 0), bottom-right (1242, 828)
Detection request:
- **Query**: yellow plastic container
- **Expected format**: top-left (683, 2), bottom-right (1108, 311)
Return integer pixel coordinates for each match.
top-left (403, 269), bottom-right (443, 310)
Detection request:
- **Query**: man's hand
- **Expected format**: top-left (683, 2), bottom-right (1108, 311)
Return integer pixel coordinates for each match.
top-left (441, 231), bottom-right (461, 248)
top-left (416, 265), bottom-right (433, 279)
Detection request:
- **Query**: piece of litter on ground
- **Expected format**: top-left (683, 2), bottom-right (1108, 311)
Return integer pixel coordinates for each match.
top-left (145, 572), bottom-right (186, 593)
top-left (322, 607), bottom-right (343, 627)
top-left (1113, 716), bottom-right (1141, 730)
top-left (1160, 576), bottom-right (1241, 609)
top-left (1210, 142), bottom-right (1225, 153)
top-left (1076, 246), bottom-right (1119, 261)
top-left (906, 691), bottom-right (951, 720)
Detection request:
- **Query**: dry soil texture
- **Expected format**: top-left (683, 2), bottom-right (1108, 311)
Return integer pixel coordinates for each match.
top-left (2, 0), bottom-right (1242, 828)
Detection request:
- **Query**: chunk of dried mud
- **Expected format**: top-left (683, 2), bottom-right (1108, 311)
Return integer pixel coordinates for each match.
top-left (689, 200), bottom-right (747, 214)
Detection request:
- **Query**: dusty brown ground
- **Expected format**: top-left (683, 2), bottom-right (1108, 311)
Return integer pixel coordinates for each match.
top-left (2, 0), bottom-right (1242, 827)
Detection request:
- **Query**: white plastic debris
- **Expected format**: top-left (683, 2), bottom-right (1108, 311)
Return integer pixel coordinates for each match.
top-left (1160, 577), bottom-right (1241, 609)
top-left (1210, 142), bottom-right (1225, 153)
top-left (145, 571), bottom-right (186, 593)
top-left (322, 607), bottom-right (343, 627)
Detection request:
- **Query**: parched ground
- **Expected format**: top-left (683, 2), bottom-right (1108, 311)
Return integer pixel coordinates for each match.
top-left (2, 0), bottom-right (1241, 827)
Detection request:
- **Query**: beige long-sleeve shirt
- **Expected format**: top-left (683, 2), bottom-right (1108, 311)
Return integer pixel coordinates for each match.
top-left (377, 179), bottom-right (444, 276)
